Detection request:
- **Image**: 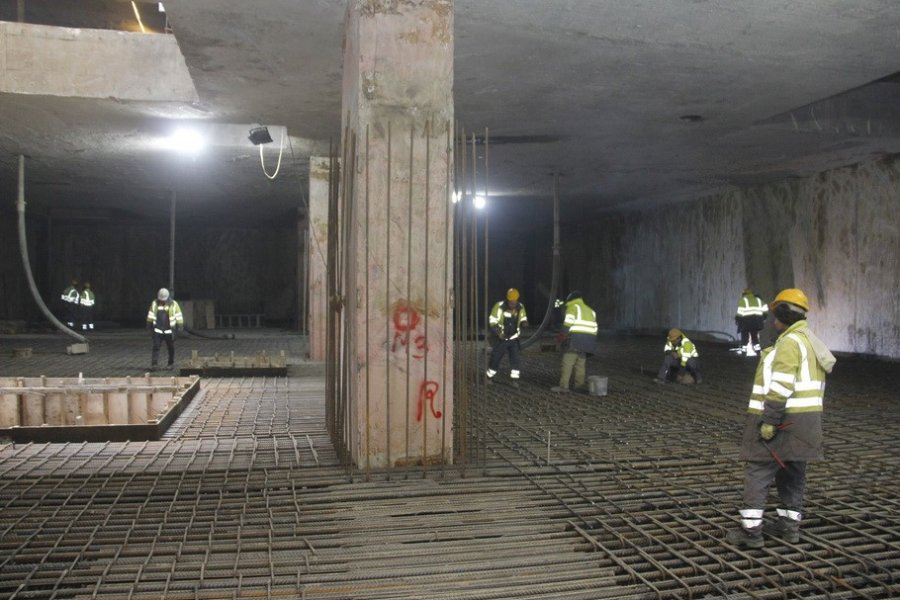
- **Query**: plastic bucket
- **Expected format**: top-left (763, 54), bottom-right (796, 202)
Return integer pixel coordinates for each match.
top-left (587, 375), bottom-right (608, 397)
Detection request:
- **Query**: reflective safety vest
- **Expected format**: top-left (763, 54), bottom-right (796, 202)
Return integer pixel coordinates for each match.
top-left (147, 300), bottom-right (184, 334)
top-left (62, 286), bottom-right (79, 304)
top-left (563, 297), bottom-right (599, 354)
top-left (739, 320), bottom-right (833, 462)
top-left (665, 336), bottom-right (698, 366)
top-left (746, 321), bottom-right (827, 417)
top-left (80, 289), bottom-right (96, 307)
top-left (563, 298), bottom-right (598, 336)
top-left (489, 300), bottom-right (527, 340)
top-left (736, 293), bottom-right (767, 318)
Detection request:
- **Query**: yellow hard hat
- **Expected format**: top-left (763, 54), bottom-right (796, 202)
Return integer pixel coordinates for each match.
top-left (667, 328), bottom-right (683, 341)
top-left (506, 288), bottom-right (520, 302)
top-left (769, 288), bottom-right (809, 312)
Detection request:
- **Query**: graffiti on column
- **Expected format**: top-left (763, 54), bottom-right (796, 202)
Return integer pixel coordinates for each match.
top-left (391, 300), bottom-right (429, 359)
top-left (416, 380), bottom-right (442, 422)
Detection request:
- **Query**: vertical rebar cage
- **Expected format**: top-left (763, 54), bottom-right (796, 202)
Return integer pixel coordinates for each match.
top-left (325, 121), bottom-right (499, 477)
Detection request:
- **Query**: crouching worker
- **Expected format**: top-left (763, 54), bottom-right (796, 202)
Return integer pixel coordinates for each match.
top-left (655, 328), bottom-right (702, 384)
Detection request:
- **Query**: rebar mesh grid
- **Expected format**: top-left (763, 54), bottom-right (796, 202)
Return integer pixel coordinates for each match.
top-left (0, 333), bottom-right (897, 599)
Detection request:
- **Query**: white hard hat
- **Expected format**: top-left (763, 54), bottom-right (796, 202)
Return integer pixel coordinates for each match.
top-left (157, 288), bottom-right (170, 301)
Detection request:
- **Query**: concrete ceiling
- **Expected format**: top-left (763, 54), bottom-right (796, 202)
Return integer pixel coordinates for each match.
top-left (1, 0), bottom-right (899, 223)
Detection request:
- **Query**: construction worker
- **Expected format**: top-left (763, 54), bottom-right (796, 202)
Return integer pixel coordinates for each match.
top-left (736, 288), bottom-right (767, 356)
top-left (60, 279), bottom-right (80, 329)
top-left (551, 291), bottom-right (598, 393)
top-left (727, 288), bottom-right (835, 549)
top-left (80, 282), bottom-right (96, 331)
top-left (654, 328), bottom-right (702, 384)
top-left (146, 288), bottom-right (184, 371)
top-left (486, 288), bottom-right (528, 386)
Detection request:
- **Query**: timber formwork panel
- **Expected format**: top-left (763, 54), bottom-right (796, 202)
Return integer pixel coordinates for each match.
top-left (0, 333), bottom-right (898, 599)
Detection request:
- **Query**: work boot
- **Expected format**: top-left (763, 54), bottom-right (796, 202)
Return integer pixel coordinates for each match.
top-left (149, 364), bottom-right (158, 372)
top-left (763, 517), bottom-right (800, 543)
top-left (726, 527), bottom-right (764, 549)
top-left (550, 386), bottom-right (569, 393)
top-left (653, 377), bottom-right (666, 384)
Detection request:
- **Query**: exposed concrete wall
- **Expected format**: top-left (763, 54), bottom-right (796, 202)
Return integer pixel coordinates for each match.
top-left (564, 155), bottom-right (900, 358)
top-left (0, 215), bottom-right (298, 325)
top-left (0, 22), bottom-right (197, 101)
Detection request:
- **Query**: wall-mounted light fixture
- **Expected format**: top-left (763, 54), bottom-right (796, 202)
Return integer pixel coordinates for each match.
top-left (248, 126), bottom-right (273, 145)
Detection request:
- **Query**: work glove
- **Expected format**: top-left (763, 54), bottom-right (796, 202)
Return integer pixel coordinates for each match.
top-left (759, 423), bottom-right (776, 441)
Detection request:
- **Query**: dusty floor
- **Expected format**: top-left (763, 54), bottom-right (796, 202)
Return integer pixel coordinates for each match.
top-left (0, 328), bottom-right (897, 598)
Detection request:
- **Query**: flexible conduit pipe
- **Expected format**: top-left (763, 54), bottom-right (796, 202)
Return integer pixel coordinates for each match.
top-left (521, 173), bottom-right (561, 349)
top-left (16, 155), bottom-right (88, 344)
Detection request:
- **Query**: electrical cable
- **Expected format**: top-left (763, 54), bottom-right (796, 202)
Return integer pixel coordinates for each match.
top-left (260, 127), bottom-right (285, 179)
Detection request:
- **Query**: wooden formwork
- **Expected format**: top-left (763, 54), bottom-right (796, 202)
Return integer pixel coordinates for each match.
top-left (179, 350), bottom-right (288, 376)
top-left (0, 375), bottom-right (200, 443)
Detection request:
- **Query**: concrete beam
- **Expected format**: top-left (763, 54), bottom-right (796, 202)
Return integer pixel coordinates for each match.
top-left (0, 22), bottom-right (197, 101)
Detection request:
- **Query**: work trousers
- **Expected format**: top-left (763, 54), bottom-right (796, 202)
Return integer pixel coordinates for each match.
top-left (151, 332), bottom-right (176, 366)
top-left (742, 459), bottom-right (807, 515)
top-left (740, 330), bottom-right (761, 349)
top-left (559, 351), bottom-right (587, 389)
top-left (488, 339), bottom-right (521, 376)
top-left (657, 354), bottom-right (701, 381)
top-left (66, 303), bottom-right (80, 328)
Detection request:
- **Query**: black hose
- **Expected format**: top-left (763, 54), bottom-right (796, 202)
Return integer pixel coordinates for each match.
top-left (521, 174), bottom-right (561, 349)
top-left (16, 155), bottom-right (88, 344)
top-left (184, 326), bottom-right (235, 340)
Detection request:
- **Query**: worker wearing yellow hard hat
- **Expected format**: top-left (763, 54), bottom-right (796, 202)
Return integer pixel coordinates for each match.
top-left (654, 328), bottom-right (702, 384)
top-left (727, 287), bottom-right (835, 549)
top-left (486, 288), bottom-right (528, 386)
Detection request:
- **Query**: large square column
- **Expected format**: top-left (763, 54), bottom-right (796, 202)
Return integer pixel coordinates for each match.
top-left (341, 0), bottom-right (454, 468)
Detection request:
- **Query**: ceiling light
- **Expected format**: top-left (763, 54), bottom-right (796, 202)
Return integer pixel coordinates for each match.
top-left (451, 191), bottom-right (461, 204)
top-left (162, 128), bottom-right (205, 154)
top-left (473, 194), bottom-right (487, 210)
top-left (249, 126), bottom-right (274, 145)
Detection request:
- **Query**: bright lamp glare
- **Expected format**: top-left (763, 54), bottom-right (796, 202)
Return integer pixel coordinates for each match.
top-left (166, 128), bottom-right (205, 154)
top-left (473, 194), bottom-right (487, 210)
top-left (452, 190), bottom-right (462, 204)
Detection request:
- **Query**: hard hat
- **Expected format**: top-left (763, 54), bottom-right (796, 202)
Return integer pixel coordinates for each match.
top-left (667, 328), bottom-right (683, 341)
top-left (566, 290), bottom-right (582, 302)
top-left (506, 288), bottom-right (520, 302)
top-left (769, 288), bottom-right (809, 312)
top-left (157, 288), bottom-right (170, 301)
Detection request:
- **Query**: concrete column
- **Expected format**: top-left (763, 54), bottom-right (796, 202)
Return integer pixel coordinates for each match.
top-left (342, 0), bottom-right (454, 468)
top-left (308, 156), bottom-right (331, 361)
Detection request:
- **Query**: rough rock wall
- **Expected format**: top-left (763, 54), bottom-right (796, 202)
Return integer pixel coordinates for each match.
top-left (565, 155), bottom-right (899, 358)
